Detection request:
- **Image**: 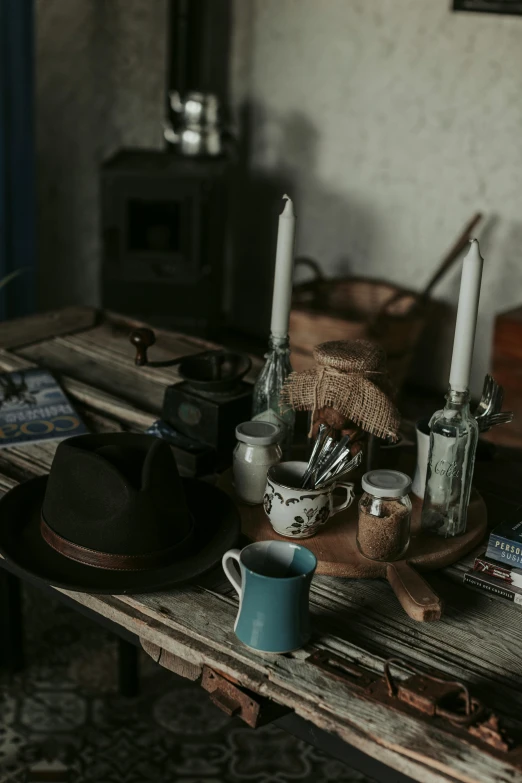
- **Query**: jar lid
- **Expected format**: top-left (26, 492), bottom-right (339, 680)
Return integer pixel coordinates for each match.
top-left (362, 470), bottom-right (411, 498)
top-left (236, 421), bottom-right (281, 446)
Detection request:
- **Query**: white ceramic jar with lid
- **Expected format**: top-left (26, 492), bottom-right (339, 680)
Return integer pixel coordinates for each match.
top-left (233, 421), bottom-right (282, 505)
top-left (357, 470), bottom-right (412, 561)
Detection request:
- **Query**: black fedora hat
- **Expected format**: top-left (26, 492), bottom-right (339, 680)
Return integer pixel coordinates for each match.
top-left (0, 432), bottom-right (239, 594)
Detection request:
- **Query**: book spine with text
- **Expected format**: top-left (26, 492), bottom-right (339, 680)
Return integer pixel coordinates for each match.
top-left (464, 571), bottom-right (522, 605)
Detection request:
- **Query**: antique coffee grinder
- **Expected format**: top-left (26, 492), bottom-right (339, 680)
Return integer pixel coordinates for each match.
top-left (130, 328), bottom-right (252, 466)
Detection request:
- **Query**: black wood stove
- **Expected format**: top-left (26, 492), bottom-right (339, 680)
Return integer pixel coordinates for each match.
top-left (101, 151), bottom-right (229, 334)
top-left (100, 0), bottom-right (232, 336)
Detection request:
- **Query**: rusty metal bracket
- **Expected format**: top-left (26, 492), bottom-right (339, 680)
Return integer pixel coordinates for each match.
top-left (308, 652), bottom-right (518, 755)
top-left (382, 657), bottom-right (485, 727)
top-left (307, 649), bottom-right (378, 691)
top-left (469, 714), bottom-right (513, 753)
top-left (201, 666), bottom-right (290, 729)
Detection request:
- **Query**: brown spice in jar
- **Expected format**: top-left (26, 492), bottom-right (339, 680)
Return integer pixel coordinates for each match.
top-left (357, 500), bottom-right (409, 561)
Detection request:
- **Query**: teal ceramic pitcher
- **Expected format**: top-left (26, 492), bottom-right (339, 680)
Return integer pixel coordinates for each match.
top-left (222, 540), bottom-right (317, 654)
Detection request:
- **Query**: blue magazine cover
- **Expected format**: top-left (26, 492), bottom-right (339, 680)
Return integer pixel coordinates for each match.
top-left (0, 368), bottom-right (88, 447)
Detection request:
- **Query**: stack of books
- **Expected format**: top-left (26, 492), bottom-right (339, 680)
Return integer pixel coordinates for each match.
top-left (464, 509), bottom-right (522, 605)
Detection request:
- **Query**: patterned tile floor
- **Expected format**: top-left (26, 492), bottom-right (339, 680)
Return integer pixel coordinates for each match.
top-left (0, 585), bottom-right (376, 783)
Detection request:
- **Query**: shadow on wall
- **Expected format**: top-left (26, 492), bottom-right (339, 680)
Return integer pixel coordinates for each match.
top-left (228, 102), bottom-right (518, 392)
top-left (400, 214), bottom-right (503, 392)
top-left (228, 102), bottom-right (453, 391)
top-left (37, 1), bottom-right (116, 309)
top-left (228, 104), bottom-right (377, 338)
top-left (36, 0), bottom-right (165, 311)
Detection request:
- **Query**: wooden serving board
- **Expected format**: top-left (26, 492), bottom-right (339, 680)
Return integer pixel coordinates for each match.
top-left (218, 470), bottom-right (487, 577)
top-left (217, 471), bottom-right (488, 622)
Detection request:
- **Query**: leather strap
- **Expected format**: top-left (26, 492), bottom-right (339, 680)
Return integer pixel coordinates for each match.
top-left (40, 514), bottom-right (194, 571)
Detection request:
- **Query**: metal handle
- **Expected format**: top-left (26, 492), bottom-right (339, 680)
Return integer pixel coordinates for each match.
top-left (130, 328), bottom-right (156, 366)
top-left (129, 327), bottom-right (189, 368)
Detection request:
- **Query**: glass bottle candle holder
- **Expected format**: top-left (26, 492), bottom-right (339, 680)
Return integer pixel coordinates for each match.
top-left (421, 388), bottom-right (478, 538)
top-left (252, 334), bottom-right (295, 455)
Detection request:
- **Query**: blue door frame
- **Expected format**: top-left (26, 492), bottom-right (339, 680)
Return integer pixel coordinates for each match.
top-left (0, 0), bottom-right (36, 319)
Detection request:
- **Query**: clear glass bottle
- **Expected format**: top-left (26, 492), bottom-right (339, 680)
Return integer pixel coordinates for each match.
top-left (421, 388), bottom-right (478, 538)
top-left (252, 334), bottom-right (295, 454)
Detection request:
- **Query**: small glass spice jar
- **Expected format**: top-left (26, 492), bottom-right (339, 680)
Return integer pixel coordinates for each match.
top-left (233, 421), bottom-right (282, 505)
top-left (356, 470), bottom-right (412, 561)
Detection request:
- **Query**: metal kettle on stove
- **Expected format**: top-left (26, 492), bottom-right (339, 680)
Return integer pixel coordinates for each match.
top-left (164, 91), bottom-right (222, 157)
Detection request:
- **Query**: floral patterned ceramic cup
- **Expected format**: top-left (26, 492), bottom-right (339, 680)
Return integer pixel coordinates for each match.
top-left (263, 461), bottom-right (354, 539)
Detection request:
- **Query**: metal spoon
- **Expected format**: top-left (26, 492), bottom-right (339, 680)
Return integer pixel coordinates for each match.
top-left (314, 440), bottom-right (353, 487)
top-left (314, 451), bottom-right (363, 489)
top-left (474, 375), bottom-right (504, 421)
top-left (300, 424), bottom-right (329, 488)
top-left (306, 436), bottom-right (336, 488)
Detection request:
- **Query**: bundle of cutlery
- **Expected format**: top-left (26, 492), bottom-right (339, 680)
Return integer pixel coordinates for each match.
top-left (474, 374), bottom-right (514, 433)
top-left (301, 425), bottom-right (363, 489)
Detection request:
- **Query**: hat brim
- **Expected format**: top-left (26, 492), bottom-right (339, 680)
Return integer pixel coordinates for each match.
top-left (0, 476), bottom-right (240, 594)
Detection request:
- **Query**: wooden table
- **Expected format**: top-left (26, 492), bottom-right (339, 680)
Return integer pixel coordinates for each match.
top-left (0, 307), bottom-right (521, 783)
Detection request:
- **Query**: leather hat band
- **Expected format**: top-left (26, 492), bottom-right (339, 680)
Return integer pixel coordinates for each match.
top-left (40, 514), bottom-right (194, 571)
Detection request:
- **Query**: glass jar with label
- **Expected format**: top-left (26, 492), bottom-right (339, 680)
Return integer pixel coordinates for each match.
top-left (233, 421), bottom-right (282, 505)
top-left (357, 470), bottom-right (412, 561)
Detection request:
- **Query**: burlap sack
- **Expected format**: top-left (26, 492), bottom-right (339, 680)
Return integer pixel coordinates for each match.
top-left (282, 339), bottom-right (400, 441)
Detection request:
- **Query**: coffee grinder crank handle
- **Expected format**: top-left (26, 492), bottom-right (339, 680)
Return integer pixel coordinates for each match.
top-left (130, 328), bottom-right (213, 369)
top-left (130, 328), bottom-right (184, 367)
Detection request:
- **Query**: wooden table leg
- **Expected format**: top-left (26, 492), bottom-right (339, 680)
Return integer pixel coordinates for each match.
top-left (118, 637), bottom-right (139, 698)
top-left (0, 569), bottom-right (25, 673)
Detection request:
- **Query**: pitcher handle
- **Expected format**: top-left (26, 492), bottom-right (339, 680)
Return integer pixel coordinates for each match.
top-left (329, 482), bottom-right (355, 517)
top-left (222, 549), bottom-right (242, 597)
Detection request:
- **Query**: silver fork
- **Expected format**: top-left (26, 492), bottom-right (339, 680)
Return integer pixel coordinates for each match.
top-left (477, 411), bottom-right (514, 433)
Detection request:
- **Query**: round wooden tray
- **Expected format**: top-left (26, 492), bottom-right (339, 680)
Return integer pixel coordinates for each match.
top-left (218, 471), bottom-right (487, 577)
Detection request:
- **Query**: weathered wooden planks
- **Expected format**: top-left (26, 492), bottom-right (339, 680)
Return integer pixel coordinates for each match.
top-left (0, 306), bottom-right (98, 349)
top-left (81, 584), bottom-right (522, 783)
top-left (140, 638), bottom-right (201, 681)
top-left (18, 335), bottom-right (172, 415)
top-left (120, 573), bottom-right (522, 718)
top-left (23, 578), bottom-right (516, 783)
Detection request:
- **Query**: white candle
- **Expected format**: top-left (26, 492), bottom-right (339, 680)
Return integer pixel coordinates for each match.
top-left (449, 239), bottom-right (484, 392)
top-left (270, 195), bottom-right (296, 338)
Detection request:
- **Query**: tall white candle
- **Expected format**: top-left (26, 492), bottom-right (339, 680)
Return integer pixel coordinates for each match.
top-left (270, 195), bottom-right (296, 338)
top-left (449, 239), bottom-right (484, 392)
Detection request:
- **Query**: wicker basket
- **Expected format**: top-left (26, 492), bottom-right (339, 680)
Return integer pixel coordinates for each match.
top-left (289, 260), bottom-right (430, 389)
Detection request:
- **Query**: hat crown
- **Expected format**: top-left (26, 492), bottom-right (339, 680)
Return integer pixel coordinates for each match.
top-left (42, 433), bottom-right (192, 557)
